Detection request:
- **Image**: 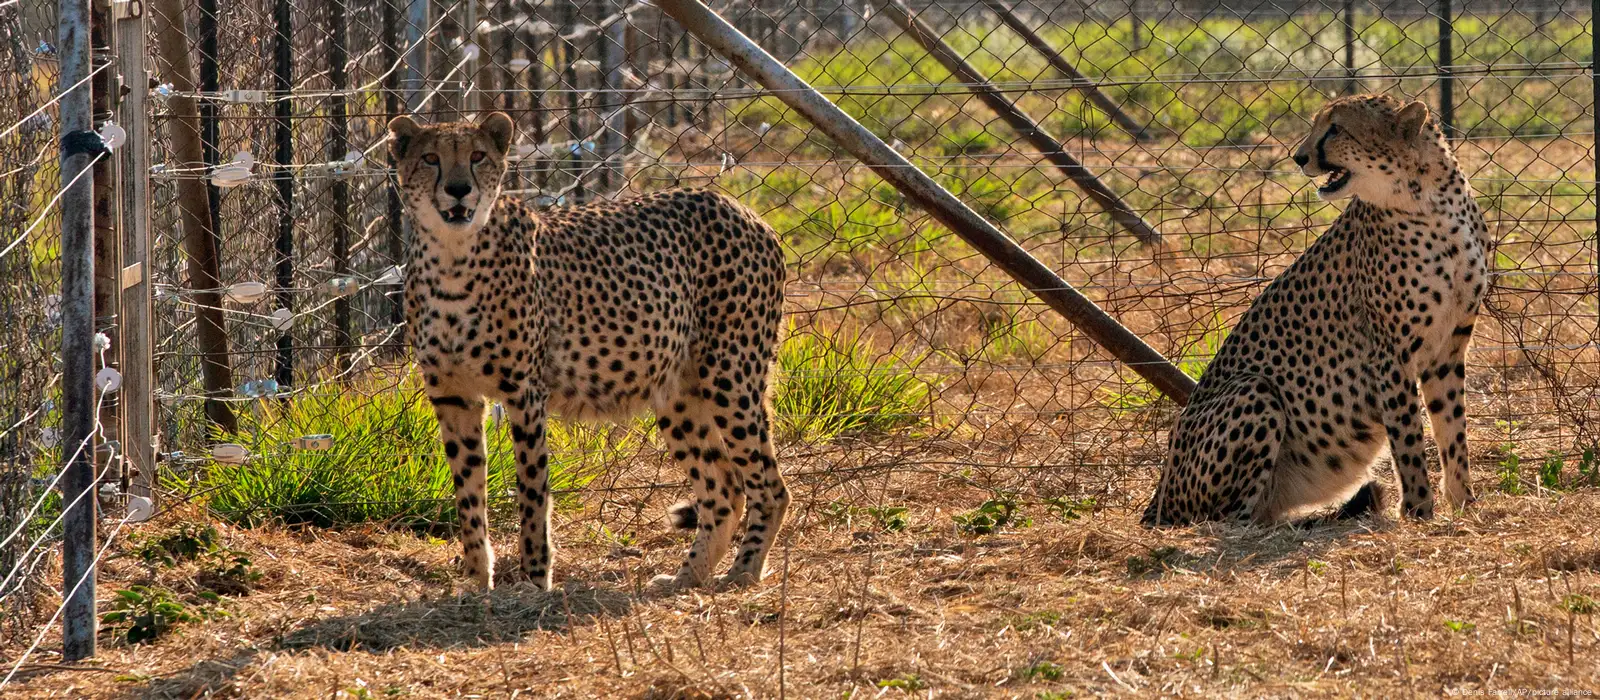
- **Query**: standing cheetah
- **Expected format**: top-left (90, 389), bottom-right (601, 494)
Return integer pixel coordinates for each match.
top-left (388, 112), bottom-right (789, 590)
top-left (1143, 94), bottom-right (1489, 526)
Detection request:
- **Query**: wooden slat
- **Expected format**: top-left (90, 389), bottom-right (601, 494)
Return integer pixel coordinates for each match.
top-left (116, 1), bottom-right (154, 502)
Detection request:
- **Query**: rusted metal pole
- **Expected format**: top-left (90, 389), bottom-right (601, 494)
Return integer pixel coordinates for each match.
top-left (880, 0), bottom-right (1162, 248)
top-left (980, 0), bottom-right (1151, 142)
top-left (57, 0), bottom-right (99, 661)
top-left (654, 0), bottom-right (1195, 404)
top-left (150, 0), bottom-right (237, 432)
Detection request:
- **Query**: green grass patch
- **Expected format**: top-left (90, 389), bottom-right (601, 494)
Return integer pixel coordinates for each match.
top-left (773, 327), bottom-right (933, 442)
top-left (170, 371), bottom-right (640, 530)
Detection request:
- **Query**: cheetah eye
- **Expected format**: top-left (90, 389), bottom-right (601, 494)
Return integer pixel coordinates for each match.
top-left (470, 151), bottom-right (487, 163)
top-left (422, 153), bottom-right (440, 166)
top-left (1326, 123), bottom-right (1342, 137)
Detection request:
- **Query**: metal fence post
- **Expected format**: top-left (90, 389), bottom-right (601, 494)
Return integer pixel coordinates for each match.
top-left (654, 0), bottom-right (1197, 404)
top-left (1343, 0), bottom-right (1357, 95)
top-left (981, 0), bottom-right (1151, 142)
top-left (274, 0), bottom-right (296, 390)
top-left (329, 0), bottom-right (352, 371)
top-left (383, 0), bottom-right (405, 328)
top-left (57, 0), bottom-right (99, 662)
top-left (881, 0), bottom-right (1162, 248)
top-left (1438, 0), bottom-right (1454, 138)
top-left (405, 0), bottom-right (429, 114)
top-left (599, 0), bottom-right (626, 193)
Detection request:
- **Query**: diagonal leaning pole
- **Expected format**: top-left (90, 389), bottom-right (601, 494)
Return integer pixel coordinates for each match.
top-left (878, 0), bottom-right (1162, 248)
top-left (653, 0), bottom-right (1197, 405)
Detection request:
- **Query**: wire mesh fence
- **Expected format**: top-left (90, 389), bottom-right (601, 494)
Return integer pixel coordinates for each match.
top-left (3, 0), bottom-right (1599, 671)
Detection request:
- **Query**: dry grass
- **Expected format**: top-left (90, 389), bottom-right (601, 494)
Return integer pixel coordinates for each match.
top-left (4, 466), bottom-right (1598, 699)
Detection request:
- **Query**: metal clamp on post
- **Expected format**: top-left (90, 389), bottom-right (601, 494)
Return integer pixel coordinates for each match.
top-left (61, 130), bottom-right (111, 159)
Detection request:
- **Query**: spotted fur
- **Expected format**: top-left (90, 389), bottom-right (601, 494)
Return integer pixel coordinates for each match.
top-left (1142, 94), bottom-right (1489, 526)
top-left (389, 113), bottom-right (790, 591)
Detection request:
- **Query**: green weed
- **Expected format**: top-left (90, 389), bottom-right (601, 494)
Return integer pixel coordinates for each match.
top-left (100, 585), bottom-right (223, 645)
top-left (1539, 451), bottom-right (1565, 490)
top-left (954, 499), bottom-right (1027, 535)
top-left (1043, 496), bottom-right (1097, 521)
top-left (875, 674), bottom-right (926, 692)
top-left (1579, 447), bottom-right (1599, 487)
top-left (1018, 660), bottom-right (1064, 682)
top-left (1496, 443), bottom-right (1524, 495)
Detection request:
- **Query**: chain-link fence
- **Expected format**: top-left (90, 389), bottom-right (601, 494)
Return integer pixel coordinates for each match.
top-left (4, 0), bottom-right (1599, 670)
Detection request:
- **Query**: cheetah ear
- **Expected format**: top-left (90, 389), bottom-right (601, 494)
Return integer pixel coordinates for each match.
top-left (478, 112), bottom-right (515, 154)
top-left (387, 115), bottom-right (420, 160)
top-left (1397, 100), bottom-right (1430, 139)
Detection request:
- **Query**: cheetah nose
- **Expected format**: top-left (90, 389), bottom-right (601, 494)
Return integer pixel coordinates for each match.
top-left (444, 182), bottom-right (472, 200)
top-left (1292, 153), bottom-right (1309, 167)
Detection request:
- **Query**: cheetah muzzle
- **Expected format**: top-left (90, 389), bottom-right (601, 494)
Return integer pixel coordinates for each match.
top-left (388, 112), bottom-right (791, 592)
top-left (1143, 94), bottom-right (1490, 527)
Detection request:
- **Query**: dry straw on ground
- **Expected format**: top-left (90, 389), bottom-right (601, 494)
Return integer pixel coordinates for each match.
top-left (3, 467), bottom-right (1597, 699)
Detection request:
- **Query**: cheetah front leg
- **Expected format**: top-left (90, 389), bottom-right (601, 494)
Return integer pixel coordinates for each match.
top-left (507, 390), bottom-right (554, 590)
top-left (1422, 321), bottom-right (1476, 510)
top-left (429, 392), bottom-right (495, 589)
top-left (1381, 364), bottom-right (1435, 520)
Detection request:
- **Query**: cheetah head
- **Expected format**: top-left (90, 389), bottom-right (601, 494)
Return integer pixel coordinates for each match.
top-left (387, 112), bottom-right (514, 236)
top-left (1292, 94), bottom-right (1448, 210)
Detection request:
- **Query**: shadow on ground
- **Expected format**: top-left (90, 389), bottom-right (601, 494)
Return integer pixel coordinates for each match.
top-left (123, 582), bottom-right (636, 698)
top-left (279, 580), bottom-right (636, 651)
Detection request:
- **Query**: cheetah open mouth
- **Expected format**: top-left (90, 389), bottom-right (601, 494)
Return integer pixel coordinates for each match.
top-left (1317, 167), bottom-right (1351, 195)
top-left (439, 205), bottom-right (473, 224)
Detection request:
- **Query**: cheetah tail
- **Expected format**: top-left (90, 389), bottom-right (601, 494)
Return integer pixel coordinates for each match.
top-left (667, 501), bottom-right (698, 530)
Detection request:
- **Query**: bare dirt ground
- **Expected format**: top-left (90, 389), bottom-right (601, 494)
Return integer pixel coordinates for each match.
top-left (4, 469), bottom-right (1598, 699)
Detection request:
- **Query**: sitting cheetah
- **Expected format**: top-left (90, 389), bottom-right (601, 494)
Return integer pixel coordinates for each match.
top-left (1142, 94), bottom-right (1489, 526)
top-left (388, 112), bottom-right (789, 590)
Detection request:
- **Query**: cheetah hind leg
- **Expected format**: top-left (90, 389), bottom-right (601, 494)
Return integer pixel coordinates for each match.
top-left (1143, 375), bottom-right (1286, 526)
top-left (650, 396), bottom-right (742, 592)
top-left (718, 399), bottom-right (787, 588)
top-left (1295, 480), bottom-right (1388, 526)
top-left (1332, 480), bottom-right (1386, 520)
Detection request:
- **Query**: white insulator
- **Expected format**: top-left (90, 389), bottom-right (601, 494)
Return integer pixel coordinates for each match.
top-left (95, 367), bottom-right (123, 393)
top-left (224, 281), bottom-right (268, 304)
top-left (98, 122), bottom-right (127, 149)
top-left (372, 266), bottom-right (405, 286)
top-left (324, 278), bottom-right (360, 297)
top-left (211, 164), bottom-right (252, 188)
top-left (269, 307), bottom-right (293, 332)
top-left (39, 427), bottom-right (59, 448)
top-left (127, 495), bottom-right (154, 523)
top-left (211, 443), bottom-right (250, 464)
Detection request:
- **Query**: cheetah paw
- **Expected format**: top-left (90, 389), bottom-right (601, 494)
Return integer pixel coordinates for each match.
top-left (714, 570), bottom-right (761, 589)
top-left (1442, 484), bottom-right (1476, 511)
top-left (648, 572), bottom-right (696, 593)
top-left (1402, 501), bottom-right (1436, 520)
